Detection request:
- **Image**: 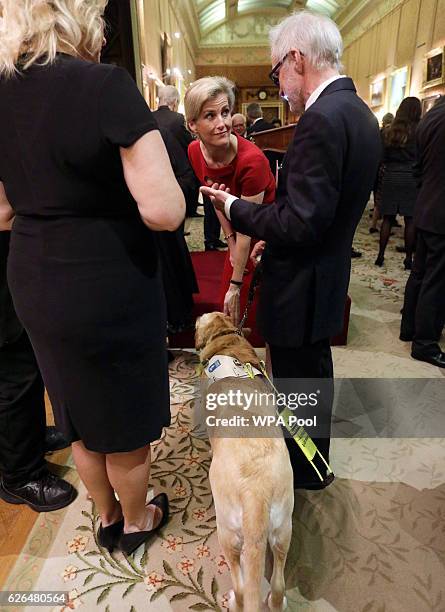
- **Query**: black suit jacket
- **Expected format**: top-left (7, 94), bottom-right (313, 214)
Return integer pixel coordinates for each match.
top-left (247, 118), bottom-right (274, 137)
top-left (152, 106), bottom-right (193, 155)
top-left (230, 78), bottom-right (381, 347)
top-left (413, 103), bottom-right (445, 235)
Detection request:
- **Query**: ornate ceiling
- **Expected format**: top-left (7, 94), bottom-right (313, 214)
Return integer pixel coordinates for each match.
top-left (194, 0), bottom-right (352, 39)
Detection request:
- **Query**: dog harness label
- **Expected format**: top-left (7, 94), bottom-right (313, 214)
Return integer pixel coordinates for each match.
top-left (204, 355), bottom-right (262, 383)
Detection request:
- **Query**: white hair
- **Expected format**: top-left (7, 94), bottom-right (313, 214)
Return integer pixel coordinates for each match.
top-left (269, 10), bottom-right (343, 72)
top-left (0, 0), bottom-right (107, 77)
top-left (158, 85), bottom-right (180, 107)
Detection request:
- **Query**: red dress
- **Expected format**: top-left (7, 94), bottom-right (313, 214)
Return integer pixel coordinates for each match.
top-left (188, 134), bottom-right (276, 339)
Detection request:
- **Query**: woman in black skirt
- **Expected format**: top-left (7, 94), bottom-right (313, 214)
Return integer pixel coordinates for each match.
top-left (375, 97), bottom-right (421, 269)
top-left (0, 0), bottom-right (184, 554)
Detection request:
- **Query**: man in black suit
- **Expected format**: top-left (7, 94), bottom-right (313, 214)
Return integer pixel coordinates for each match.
top-left (400, 102), bottom-right (445, 368)
top-left (246, 103), bottom-right (274, 137)
top-left (152, 85), bottom-right (193, 155)
top-left (201, 10), bottom-right (381, 489)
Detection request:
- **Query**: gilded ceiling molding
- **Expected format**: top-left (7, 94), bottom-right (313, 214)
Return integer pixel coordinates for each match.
top-left (196, 46), bottom-right (272, 65)
top-left (200, 13), bottom-right (283, 46)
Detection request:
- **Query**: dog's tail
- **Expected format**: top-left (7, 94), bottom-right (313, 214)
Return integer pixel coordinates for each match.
top-left (241, 492), bottom-right (269, 612)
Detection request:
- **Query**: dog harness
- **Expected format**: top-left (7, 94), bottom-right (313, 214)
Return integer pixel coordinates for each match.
top-left (201, 355), bottom-right (334, 484)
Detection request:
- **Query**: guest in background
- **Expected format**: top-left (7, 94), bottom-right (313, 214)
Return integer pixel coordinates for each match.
top-left (0, 0), bottom-right (185, 554)
top-left (272, 117), bottom-right (282, 129)
top-left (246, 102), bottom-right (274, 137)
top-left (231, 113), bottom-right (247, 137)
top-left (375, 97), bottom-right (421, 269)
top-left (400, 99), bottom-right (445, 368)
top-left (153, 86), bottom-right (201, 219)
top-left (370, 112), bottom-right (394, 234)
top-left (185, 76), bottom-right (275, 325)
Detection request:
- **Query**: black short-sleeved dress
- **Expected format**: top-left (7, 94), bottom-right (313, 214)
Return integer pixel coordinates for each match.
top-left (0, 54), bottom-right (170, 452)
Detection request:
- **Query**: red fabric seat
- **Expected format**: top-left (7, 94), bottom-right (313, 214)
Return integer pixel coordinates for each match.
top-left (168, 251), bottom-right (350, 348)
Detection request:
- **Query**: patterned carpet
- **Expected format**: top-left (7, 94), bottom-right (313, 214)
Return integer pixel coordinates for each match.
top-left (2, 205), bottom-right (444, 612)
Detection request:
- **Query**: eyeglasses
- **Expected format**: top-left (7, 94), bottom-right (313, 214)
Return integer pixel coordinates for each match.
top-left (268, 50), bottom-right (304, 87)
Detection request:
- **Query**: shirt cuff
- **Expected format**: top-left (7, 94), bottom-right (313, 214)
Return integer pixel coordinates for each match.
top-left (224, 194), bottom-right (239, 220)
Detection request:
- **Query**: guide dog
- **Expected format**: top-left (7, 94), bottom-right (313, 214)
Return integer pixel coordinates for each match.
top-left (196, 312), bottom-right (294, 612)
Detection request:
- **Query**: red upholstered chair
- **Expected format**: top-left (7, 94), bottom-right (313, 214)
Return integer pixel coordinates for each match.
top-left (168, 252), bottom-right (351, 348)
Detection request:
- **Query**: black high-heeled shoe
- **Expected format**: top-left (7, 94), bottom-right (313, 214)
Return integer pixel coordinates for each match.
top-left (97, 518), bottom-right (124, 553)
top-left (403, 258), bottom-right (412, 270)
top-left (375, 255), bottom-right (384, 267)
top-left (119, 493), bottom-right (169, 556)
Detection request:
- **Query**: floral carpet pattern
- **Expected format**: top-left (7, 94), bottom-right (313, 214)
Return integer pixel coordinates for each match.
top-left (2, 206), bottom-right (445, 612)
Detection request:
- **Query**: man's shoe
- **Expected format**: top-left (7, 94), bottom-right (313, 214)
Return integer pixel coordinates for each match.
top-left (0, 473), bottom-right (77, 512)
top-left (411, 351), bottom-right (445, 368)
top-left (205, 242), bottom-right (227, 251)
top-left (189, 212), bottom-right (204, 218)
top-left (214, 239), bottom-right (227, 249)
top-left (45, 426), bottom-right (70, 453)
top-left (399, 332), bottom-right (413, 342)
top-left (351, 248), bottom-right (362, 258)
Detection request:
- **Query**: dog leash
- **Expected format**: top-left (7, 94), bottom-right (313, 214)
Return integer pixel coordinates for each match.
top-left (236, 259), bottom-right (263, 336)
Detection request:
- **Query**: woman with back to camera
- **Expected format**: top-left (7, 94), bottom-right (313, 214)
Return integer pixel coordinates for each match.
top-left (184, 77), bottom-right (275, 326)
top-left (0, 0), bottom-right (185, 554)
top-left (375, 97), bottom-right (421, 269)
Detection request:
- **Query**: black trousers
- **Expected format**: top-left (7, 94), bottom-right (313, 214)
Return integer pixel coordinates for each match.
top-left (203, 196), bottom-right (221, 247)
top-left (401, 229), bottom-right (445, 355)
top-left (0, 232), bottom-right (47, 485)
top-left (269, 339), bottom-right (333, 487)
top-left (0, 330), bottom-right (47, 485)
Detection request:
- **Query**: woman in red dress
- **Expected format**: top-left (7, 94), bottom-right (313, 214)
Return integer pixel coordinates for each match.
top-left (184, 77), bottom-right (275, 327)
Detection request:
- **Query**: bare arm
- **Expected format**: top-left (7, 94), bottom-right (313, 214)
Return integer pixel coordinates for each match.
top-left (120, 130), bottom-right (185, 231)
top-left (230, 191), bottom-right (264, 282)
top-left (0, 182), bottom-right (14, 231)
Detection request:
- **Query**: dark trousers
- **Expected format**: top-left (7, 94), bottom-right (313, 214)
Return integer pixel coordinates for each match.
top-left (401, 229), bottom-right (445, 355)
top-left (203, 196), bottom-right (221, 247)
top-left (0, 232), bottom-right (47, 485)
top-left (269, 339), bottom-right (333, 487)
top-left (0, 331), bottom-right (47, 485)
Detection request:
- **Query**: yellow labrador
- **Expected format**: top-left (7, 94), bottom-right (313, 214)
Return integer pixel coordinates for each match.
top-left (196, 312), bottom-right (294, 612)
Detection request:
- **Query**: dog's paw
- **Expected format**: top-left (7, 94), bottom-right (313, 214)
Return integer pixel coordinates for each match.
top-left (266, 592), bottom-right (288, 611)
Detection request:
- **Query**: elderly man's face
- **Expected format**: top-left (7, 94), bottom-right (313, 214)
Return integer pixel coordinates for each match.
top-left (274, 51), bottom-right (306, 114)
top-left (232, 117), bottom-right (246, 135)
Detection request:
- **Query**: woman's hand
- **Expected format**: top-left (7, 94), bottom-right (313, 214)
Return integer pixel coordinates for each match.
top-left (223, 285), bottom-right (241, 326)
top-left (250, 240), bottom-right (266, 265)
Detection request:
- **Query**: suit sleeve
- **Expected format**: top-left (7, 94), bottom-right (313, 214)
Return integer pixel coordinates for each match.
top-left (173, 114), bottom-right (193, 151)
top-left (230, 111), bottom-right (342, 247)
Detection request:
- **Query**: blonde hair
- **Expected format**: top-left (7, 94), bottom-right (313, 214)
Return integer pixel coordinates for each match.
top-left (184, 76), bottom-right (235, 125)
top-left (0, 0), bottom-right (107, 77)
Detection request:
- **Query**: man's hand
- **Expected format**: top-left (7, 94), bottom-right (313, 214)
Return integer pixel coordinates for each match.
top-left (200, 183), bottom-right (231, 214)
top-left (250, 240), bottom-right (266, 266)
top-left (223, 284), bottom-right (241, 325)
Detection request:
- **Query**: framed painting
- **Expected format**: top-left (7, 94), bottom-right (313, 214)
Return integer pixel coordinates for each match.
top-left (423, 48), bottom-right (445, 89)
top-left (421, 94), bottom-right (441, 115)
top-left (370, 79), bottom-right (385, 108)
top-left (389, 66), bottom-right (410, 114)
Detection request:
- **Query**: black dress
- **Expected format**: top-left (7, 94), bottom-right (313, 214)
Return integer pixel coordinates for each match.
top-left (380, 135), bottom-right (417, 217)
top-left (0, 54), bottom-right (170, 453)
